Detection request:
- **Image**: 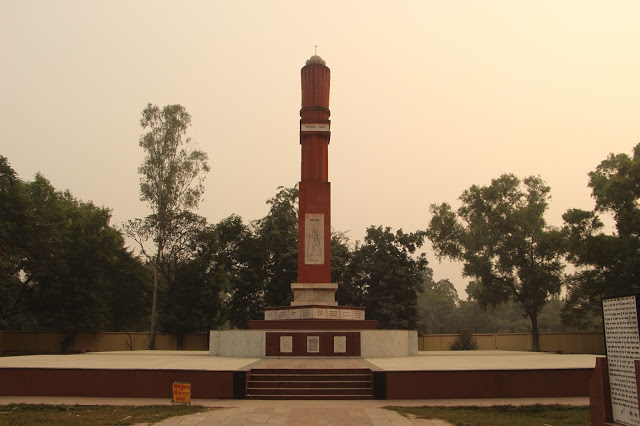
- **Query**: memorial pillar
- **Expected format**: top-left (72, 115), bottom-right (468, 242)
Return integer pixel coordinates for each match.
top-left (291, 54), bottom-right (337, 306)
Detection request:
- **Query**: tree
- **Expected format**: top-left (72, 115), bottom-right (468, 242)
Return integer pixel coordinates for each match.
top-left (255, 186), bottom-right (298, 308)
top-left (563, 143), bottom-right (640, 325)
top-left (157, 256), bottom-right (223, 348)
top-left (416, 268), bottom-right (460, 334)
top-left (124, 104), bottom-right (209, 349)
top-left (193, 215), bottom-right (265, 329)
top-left (427, 174), bottom-right (565, 351)
top-left (346, 226), bottom-right (428, 329)
top-left (0, 156), bottom-right (28, 328)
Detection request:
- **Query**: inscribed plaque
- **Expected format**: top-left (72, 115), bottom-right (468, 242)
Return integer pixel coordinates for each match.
top-left (280, 336), bottom-right (293, 353)
top-left (304, 214), bottom-right (324, 264)
top-left (307, 336), bottom-right (320, 353)
top-left (334, 336), bottom-right (347, 353)
top-left (603, 295), bottom-right (640, 426)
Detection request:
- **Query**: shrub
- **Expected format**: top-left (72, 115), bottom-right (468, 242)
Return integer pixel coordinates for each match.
top-left (450, 331), bottom-right (478, 350)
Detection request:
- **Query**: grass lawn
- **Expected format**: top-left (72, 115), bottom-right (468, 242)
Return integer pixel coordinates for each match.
top-left (0, 404), bottom-right (211, 425)
top-left (385, 404), bottom-right (590, 426)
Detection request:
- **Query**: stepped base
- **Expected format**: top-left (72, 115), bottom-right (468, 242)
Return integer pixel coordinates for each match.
top-left (246, 368), bottom-right (373, 400)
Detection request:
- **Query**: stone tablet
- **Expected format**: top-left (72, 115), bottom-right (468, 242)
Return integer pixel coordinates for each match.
top-left (603, 295), bottom-right (640, 426)
top-left (289, 309), bottom-right (301, 320)
top-left (280, 336), bottom-right (293, 353)
top-left (334, 336), bottom-right (347, 353)
top-left (307, 336), bottom-right (320, 353)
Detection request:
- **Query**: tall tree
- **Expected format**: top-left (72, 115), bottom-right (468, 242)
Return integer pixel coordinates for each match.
top-left (255, 186), bottom-right (298, 308)
top-left (193, 215), bottom-right (265, 329)
top-left (0, 156), bottom-right (28, 328)
top-left (347, 226), bottom-right (427, 329)
top-left (417, 268), bottom-right (460, 334)
top-left (124, 104), bottom-right (210, 349)
top-left (427, 174), bottom-right (564, 351)
top-left (563, 143), bottom-right (640, 325)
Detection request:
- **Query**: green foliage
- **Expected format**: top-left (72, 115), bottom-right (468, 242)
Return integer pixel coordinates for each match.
top-left (449, 331), bottom-right (478, 350)
top-left (124, 104), bottom-right (209, 347)
top-left (125, 104), bottom-right (209, 282)
top-left (192, 215), bottom-right (265, 329)
top-left (347, 226), bottom-right (428, 329)
top-left (562, 143), bottom-right (640, 326)
top-left (157, 256), bottom-right (223, 347)
top-left (417, 268), bottom-right (460, 334)
top-left (427, 174), bottom-right (565, 351)
top-left (0, 404), bottom-right (210, 425)
top-left (0, 156), bottom-right (28, 328)
top-left (0, 156), bottom-right (150, 333)
top-left (255, 186), bottom-right (299, 308)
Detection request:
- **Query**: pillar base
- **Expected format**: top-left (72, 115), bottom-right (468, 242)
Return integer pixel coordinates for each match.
top-left (291, 283), bottom-right (338, 306)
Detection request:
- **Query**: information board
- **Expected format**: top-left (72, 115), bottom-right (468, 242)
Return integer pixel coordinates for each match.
top-left (603, 295), bottom-right (640, 426)
top-left (172, 381), bottom-right (191, 405)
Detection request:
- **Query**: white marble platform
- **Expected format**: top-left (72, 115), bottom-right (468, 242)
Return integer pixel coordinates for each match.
top-left (208, 329), bottom-right (417, 358)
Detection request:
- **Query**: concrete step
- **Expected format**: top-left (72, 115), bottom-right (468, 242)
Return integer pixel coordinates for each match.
top-left (249, 374), bottom-right (371, 382)
top-left (246, 368), bottom-right (374, 400)
top-left (249, 380), bottom-right (372, 388)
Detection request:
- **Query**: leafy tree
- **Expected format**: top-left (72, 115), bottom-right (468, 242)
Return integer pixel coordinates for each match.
top-left (193, 215), bottom-right (265, 329)
top-left (157, 256), bottom-right (223, 348)
top-left (427, 174), bottom-right (565, 351)
top-left (255, 186), bottom-right (298, 308)
top-left (0, 156), bottom-right (28, 328)
top-left (348, 226), bottom-right (428, 329)
top-left (563, 143), bottom-right (640, 325)
top-left (124, 103), bottom-right (209, 348)
top-left (417, 268), bottom-right (460, 334)
top-left (333, 232), bottom-right (362, 307)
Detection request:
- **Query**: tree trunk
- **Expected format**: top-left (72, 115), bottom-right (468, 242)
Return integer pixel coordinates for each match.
top-left (149, 269), bottom-right (158, 350)
top-left (177, 333), bottom-right (184, 351)
top-left (529, 312), bottom-right (540, 352)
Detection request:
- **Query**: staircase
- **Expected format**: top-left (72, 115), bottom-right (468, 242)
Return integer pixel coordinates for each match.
top-left (246, 368), bottom-right (373, 400)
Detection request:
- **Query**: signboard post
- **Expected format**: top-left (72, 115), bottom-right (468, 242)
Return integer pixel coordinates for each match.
top-left (603, 294), bottom-right (640, 426)
top-left (172, 381), bottom-right (191, 405)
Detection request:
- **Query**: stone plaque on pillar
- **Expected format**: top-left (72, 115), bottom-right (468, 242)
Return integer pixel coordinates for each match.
top-left (603, 294), bottom-right (640, 426)
top-left (304, 213), bottom-right (324, 265)
top-left (334, 336), bottom-right (346, 353)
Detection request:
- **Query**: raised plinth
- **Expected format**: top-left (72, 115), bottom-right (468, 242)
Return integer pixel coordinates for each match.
top-left (291, 283), bottom-right (338, 306)
top-left (209, 329), bottom-right (417, 358)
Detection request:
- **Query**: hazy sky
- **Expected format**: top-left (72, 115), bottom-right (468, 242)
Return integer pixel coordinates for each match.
top-left (2, 1), bottom-right (639, 295)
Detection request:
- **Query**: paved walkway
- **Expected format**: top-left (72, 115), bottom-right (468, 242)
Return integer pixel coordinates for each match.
top-left (0, 396), bottom-right (589, 425)
top-left (154, 405), bottom-right (449, 425)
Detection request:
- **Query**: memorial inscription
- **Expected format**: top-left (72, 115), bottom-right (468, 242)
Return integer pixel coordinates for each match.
top-left (603, 295), bottom-right (640, 426)
top-left (307, 336), bottom-right (320, 353)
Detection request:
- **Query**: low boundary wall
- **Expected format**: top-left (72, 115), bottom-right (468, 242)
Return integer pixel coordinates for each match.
top-left (0, 331), bottom-right (208, 355)
top-left (420, 332), bottom-right (605, 354)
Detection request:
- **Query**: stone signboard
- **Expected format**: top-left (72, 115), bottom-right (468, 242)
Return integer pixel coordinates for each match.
top-left (603, 294), bottom-right (640, 426)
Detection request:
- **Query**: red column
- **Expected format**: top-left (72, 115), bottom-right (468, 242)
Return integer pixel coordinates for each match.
top-left (298, 56), bottom-right (331, 284)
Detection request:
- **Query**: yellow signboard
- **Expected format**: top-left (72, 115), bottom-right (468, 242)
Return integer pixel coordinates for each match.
top-left (172, 381), bottom-right (191, 405)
